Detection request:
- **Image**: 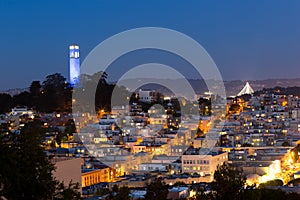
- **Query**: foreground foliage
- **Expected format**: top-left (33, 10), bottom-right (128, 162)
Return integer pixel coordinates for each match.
top-left (0, 120), bottom-right (82, 200)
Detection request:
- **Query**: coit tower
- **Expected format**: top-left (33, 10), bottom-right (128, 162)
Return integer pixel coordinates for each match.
top-left (69, 44), bottom-right (80, 86)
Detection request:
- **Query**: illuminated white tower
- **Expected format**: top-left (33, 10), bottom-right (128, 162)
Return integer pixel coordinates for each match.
top-left (69, 45), bottom-right (80, 86)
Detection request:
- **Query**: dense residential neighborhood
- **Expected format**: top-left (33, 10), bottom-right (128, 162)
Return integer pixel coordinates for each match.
top-left (2, 74), bottom-right (300, 199)
top-left (2, 1), bottom-right (300, 199)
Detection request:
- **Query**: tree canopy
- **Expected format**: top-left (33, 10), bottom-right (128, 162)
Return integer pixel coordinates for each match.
top-left (212, 162), bottom-right (246, 200)
top-left (0, 120), bottom-right (81, 200)
top-left (145, 178), bottom-right (168, 200)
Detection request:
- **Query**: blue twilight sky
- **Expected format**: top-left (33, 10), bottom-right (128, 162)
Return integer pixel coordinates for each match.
top-left (0, 0), bottom-right (300, 90)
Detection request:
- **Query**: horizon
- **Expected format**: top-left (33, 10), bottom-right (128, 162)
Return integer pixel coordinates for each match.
top-left (3, 76), bottom-right (300, 90)
top-left (3, 76), bottom-right (300, 97)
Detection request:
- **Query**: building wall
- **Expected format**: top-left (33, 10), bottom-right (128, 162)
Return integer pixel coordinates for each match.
top-left (139, 163), bottom-right (168, 171)
top-left (53, 158), bottom-right (82, 192)
top-left (82, 167), bottom-right (114, 188)
top-left (181, 152), bottom-right (228, 178)
top-left (132, 145), bottom-right (146, 153)
top-left (138, 90), bottom-right (158, 103)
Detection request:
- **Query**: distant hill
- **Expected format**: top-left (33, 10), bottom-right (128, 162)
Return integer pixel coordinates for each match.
top-left (225, 78), bottom-right (300, 96)
top-left (0, 88), bottom-right (29, 96)
top-left (2, 78), bottom-right (300, 97)
top-left (254, 86), bottom-right (300, 96)
top-left (114, 78), bottom-right (300, 97)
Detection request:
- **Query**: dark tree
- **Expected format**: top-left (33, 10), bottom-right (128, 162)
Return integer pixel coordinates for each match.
top-left (212, 162), bottom-right (246, 200)
top-left (12, 91), bottom-right (32, 108)
top-left (282, 141), bottom-right (290, 147)
top-left (95, 72), bottom-right (114, 113)
top-left (30, 81), bottom-right (41, 109)
top-left (115, 186), bottom-right (130, 200)
top-left (129, 92), bottom-right (139, 104)
top-left (56, 119), bottom-right (76, 146)
top-left (43, 73), bottom-right (67, 90)
top-left (229, 103), bottom-right (240, 113)
top-left (0, 120), bottom-right (57, 199)
top-left (107, 185), bottom-right (130, 200)
top-left (40, 73), bottom-right (71, 112)
top-left (30, 81), bottom-right (41, 96)
top-left (145, 178), bottom-right (168, 200)
top-left (64, 118), bottom-right (76, 134)
top-left (0, 93), bottom-right (12, 114)
top-left (198, 97), bottom-right (211, 116)
top-left (54, 182), bottom-right (82, 200)
top-left (189, 185), bottom-right (214, 200)
top-left (0, 120), bottom-right (81, 199)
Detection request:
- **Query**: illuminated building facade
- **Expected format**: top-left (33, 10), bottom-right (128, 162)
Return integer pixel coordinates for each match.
top-left (181, 151), bottom-right (228, 181)
top-left (69, 45), bottom-right (80, 86)
top-left (82, 167), bottom-right (115, 187)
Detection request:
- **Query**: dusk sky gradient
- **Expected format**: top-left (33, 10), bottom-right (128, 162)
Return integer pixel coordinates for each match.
top-left (0, 0), bottom-right (300, 90)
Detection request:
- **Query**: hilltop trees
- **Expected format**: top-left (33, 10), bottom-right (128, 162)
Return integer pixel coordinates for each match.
top-left (40, 73), bottom-right (72, 112)
top-left (29, 81), bottom-right (42, 109)
top-left (0, 93), bottom-right (12, 114)
top-left (0, 73), bottom-right (73, 113)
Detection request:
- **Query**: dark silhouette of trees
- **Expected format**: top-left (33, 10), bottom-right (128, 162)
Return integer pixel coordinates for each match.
top-left (282, 141), bottom-right (290, 147)
top-left (129, 92), bottom-right (139, 104)
top-left (0, 120), bottom-right (56, 199)
top-left (73, 71), bottom-right (131, 115)
top-left (40, 73), bottom-right (71, 112)
top-left (107, 185), bottom-right (130, 200)
top-left (229, 103), bottom-right (240, 113)
top-left (30, 81), bottom-right (41, 96)
top-left (0, 71), bottom-right (132, 115)
top-left (0, 73), bottom-right (72, 113)
top-left (212, 162), bottom-right (246, 200)
top-left (54, 182), bottom-right (82, 200)
top-left (198, 97), bottom-right (211, 116)
top-left (145, 178), bottom-right (168, 200)
top-left (29, 80), bottom-right (41, 109)
top-left (115, 186), bottom-right (130, 200)
top-left (12, 91), bottom-right (32, 108)
top-left (0, 120), bottom-right (81, 200)
top-left (64, 118), bottom-right (76, 135)
top-left (0, 93), bottom-right (12, 114)
top-left (56, 119), bottom-right (76, 146)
